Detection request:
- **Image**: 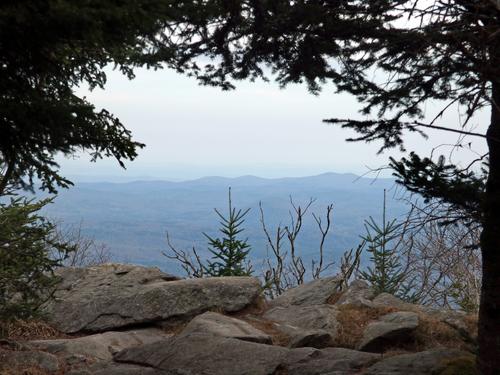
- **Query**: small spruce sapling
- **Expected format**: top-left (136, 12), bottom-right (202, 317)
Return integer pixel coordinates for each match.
top-left (205, 188), bottom-right (252, 277)
top-left (359, 191), bottom-right (413, 300)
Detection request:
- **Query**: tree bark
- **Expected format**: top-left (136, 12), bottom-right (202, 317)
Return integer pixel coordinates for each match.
top-left (478, 81), bottom-right (500, 375)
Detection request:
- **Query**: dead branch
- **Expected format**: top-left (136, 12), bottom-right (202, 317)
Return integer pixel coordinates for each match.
top-left (163, 231), bottom-right (205, 278)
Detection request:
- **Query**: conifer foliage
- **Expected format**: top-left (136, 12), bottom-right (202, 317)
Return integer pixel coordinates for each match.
top-left (165, 189), bottom-right (252, 278)
top-left (0, 0), bottom-right (180, 195)
top-left (359, 217), bottom-right (403, 296)
top-left (359, 191), bottom-right (412, 300)
top-left (0, 198), bottom-right (73, 320)
top-left (205, 188), bottom-right (252, 277)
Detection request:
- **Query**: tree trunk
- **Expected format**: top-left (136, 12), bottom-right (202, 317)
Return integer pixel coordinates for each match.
top-left (478, 81), bottom-right (500, 375)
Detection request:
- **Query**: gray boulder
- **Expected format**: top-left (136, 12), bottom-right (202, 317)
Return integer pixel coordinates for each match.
top-left (283, 347), bottom-right (380, 375)
top-left (44, 264), bottom-right (262, 333)
top-left (358, 311), bottom-right (419, 352)
top-left (273, 322), bottom-right (335, 348)
top-left (372, 293), bottom-right (410, 310)
top-left (263, 304), bottom-right (339, 348)
top-left (268, 276), bottom-right (342, 308)
top-left (67, 362), bottom-right (170, 375)
top-left (54, 264), bottom-right (179, 291)
top-left (180, 311), bottom-right (272, 344)
top-left (363, 348), bottom-right (468, 375)
top-left (115, 332), bottom-right (379, 375)
top-left (0, 349), bottom-right (61, 374)
top-left (373, 294), bottom-right (476, 342)
top-left (334, 280), bottom-right (375, 308)
top-left (114, 332), bottom-right (290, 375)
top-left (264, 304), bottom-right (339, 332)
top-left (29, 328), bottom-right (170, 362)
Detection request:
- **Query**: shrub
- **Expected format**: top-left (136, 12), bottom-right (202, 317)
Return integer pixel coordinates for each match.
top-left (0, 197), bottom-right (73, 321)
top-left (359, 190), bottom-right (415, 301)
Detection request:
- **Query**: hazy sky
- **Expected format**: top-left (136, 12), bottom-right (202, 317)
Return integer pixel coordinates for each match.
top-left (58, 67), bottom-right (489, 181)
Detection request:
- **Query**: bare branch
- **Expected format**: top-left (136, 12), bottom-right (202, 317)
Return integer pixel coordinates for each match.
top-left (163, 231), bottom-right (205, 278)
top-left (312, 204), bottom-right (334, 279)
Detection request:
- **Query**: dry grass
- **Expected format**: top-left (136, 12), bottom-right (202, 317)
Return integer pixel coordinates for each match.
top-left (462, 314), bottom-right (478, 340)
top-left (333, 302), bottom-right (477, 353)
top-left (240, 316), bottom-right (291, 347)
top-left (162, 321), bottom-right (188, 335)
top-left (0, 320), bottom-right (66, 341)
top-left (333, 304), bottom-right (398, 348)
top-left (326, 291), bottom-right (344, 305)
top-left (0, 320), bottom-right (67, 375)
top-left (0, 347), bottom-right (64, 375)
top-left (413, 313), bottom-right (474, 352)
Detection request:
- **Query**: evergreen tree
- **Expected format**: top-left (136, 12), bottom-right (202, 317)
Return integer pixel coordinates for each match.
top-left (0, 198), bottom-right (73, 320)
top-left (0, 1), bottom-right (188, 195)
top-left (205, 188), bottom-right (252, 277)
top-left (359, 191), bottom-right (411, 299)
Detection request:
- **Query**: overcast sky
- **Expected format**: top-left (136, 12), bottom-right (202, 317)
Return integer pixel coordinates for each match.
top-left (57, 67), bottom-right (489, 181)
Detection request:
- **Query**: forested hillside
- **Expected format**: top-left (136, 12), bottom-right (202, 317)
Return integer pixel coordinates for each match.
top-left (41, 173), bottom-right (406, 274)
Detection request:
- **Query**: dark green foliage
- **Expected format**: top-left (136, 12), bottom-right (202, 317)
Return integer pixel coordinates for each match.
top-left (205, 189), bottom-right (252, 277)
top-left (165, 188), bottom-right (253, 278)
top-left (0, 0), bottom-right (184, 194)
top-left (359, 217), bottom-right (405, 297)
top-left (359, 192), bottom-right (413, 300)
top-left (390, 153), bottom-right (486, 227)
top-left (0, 198), bottom-right (73, 320)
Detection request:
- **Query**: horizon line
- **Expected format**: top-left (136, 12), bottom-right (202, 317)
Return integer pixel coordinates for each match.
top-left (65, 171), bottom-right (395, 185)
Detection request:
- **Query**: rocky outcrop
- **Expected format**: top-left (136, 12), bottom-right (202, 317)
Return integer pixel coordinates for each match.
top-left (263, 304), bottom-right (339, 348)
top-left (2, 264), bottom-right (478, 375)
top-left (0, 349), bottom-right (61, 374)
top-left (114, 332), bottom-right (291, 375)
top-left (67, 363), bottom-right (166, 375)
top-left (44, 264), bottom-right (262, 333)
top-left (363, 348), bottom-right (468, 375)
top-left (372, 292), bottom-right (477, 342)
top-left (334, 279), bottom-right (375, 307)
top-left (273, 322), bottom-right (335, 348)
top-left (284, 347), bottom-right (380, 375)
top-left (268, 275), bottom-right (342, 307)
top-left (115, 334), bottom-right (383, 375)
top-left (179, 311), bottom-right (272, 344)
top-left (358, 311), bottom-right (419, 352)
top-left (28, 328), bottom-right (170, 362)
top-left (263, 304), bottom-right (339, 332)
top-left (372, 292), bottom-right (410, 309)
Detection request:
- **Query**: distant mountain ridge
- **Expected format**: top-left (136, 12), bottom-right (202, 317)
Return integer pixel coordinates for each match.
top-left (40, 172), bottom-right (408, 275)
